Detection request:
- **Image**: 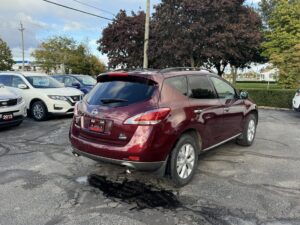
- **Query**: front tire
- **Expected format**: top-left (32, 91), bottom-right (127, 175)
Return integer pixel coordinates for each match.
top-left (236, 114), bottom-right (257, 146)
top-left (170, 134), bottom-right (198, 187)
top-left (31, 101), bottom-right (48, 121)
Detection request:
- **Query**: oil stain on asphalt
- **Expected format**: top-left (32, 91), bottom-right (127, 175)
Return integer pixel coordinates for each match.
top-left (88, 174), bottom-right (181, 210)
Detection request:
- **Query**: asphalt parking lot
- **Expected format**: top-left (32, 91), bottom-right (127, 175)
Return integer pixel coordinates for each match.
top-left (0, 109), bottom-right (300, 225)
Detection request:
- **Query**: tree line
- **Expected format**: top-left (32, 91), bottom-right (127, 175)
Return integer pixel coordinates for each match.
top-left (98, 0), bottom-right (300, 88)
top-left (0, 0), bottom-right (299, 87)
top-left (0, 36), bottom-right (106, 76)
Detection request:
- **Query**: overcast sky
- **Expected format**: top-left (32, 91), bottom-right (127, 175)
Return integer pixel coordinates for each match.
top-left (0, 0), bottom-right (260, 64)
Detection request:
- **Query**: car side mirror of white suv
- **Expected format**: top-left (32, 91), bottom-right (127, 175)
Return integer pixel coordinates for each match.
top-left (18, 84), bottom-right (28, 89)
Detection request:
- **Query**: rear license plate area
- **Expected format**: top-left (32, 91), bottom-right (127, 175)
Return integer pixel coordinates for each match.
top-left (89, 119), bottom-right (105, 133)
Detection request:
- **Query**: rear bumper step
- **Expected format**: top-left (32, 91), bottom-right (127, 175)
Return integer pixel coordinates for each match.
top-left (72, 147), bottom-right (166, 171)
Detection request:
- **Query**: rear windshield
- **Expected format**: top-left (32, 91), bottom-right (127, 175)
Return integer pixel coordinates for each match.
top-left (86, 78), bottom-right (156, 107)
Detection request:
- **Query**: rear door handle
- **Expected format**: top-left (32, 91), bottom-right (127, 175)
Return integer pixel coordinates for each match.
top-left (224, 107), bottom-right (230, 112)
top-left (194, 109), bottom-right (203, 114)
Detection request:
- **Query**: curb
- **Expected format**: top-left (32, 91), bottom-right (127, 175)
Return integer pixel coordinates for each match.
top-left (258, 106), bottom-right (292, 111)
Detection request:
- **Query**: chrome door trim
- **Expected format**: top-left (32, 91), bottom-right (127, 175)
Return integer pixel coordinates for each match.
top-left (202, 133), bottom-right (241, 152)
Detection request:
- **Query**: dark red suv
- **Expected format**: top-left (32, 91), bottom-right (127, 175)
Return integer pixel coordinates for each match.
top-left (69, 68), bottom-right (258, 186)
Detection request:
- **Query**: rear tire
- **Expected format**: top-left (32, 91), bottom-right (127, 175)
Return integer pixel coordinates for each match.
top-left (170, 134), bottom-right (198, 187)
top-left (236, 114), bottom-right (257, 146)
top-left (31, 101), bottom-right (48, 121)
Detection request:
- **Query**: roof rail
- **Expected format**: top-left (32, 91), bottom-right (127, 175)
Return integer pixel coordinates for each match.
top-left (159, 67), bottom-right (213, 73)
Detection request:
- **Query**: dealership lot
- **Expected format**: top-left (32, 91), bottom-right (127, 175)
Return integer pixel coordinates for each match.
top-left (0, 109), bottom-right (300, 225)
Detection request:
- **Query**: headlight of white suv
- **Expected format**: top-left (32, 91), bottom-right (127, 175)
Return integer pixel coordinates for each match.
top-left (17, 97), bottom-right (23, 104)
top-left (48, 95), bottom-right (68, 101)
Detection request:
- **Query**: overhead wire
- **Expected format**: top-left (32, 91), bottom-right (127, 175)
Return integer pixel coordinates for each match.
top-left (71, 0), bottom-right (116, 16)
top-left (42, 0), bottom-right (113, 21)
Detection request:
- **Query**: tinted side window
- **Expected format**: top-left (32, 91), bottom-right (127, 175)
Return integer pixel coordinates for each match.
top-left (210, 77), bottom-right (236, 99)
top-left (12, 76), bottom-right (26, 88)
top-left (65, 77), bottom-right (79, 86)
top-left (164, 76), bottom-right (188, 96)
top-left (0, 75), bottom-right (12, 86)
top-left (188, 75), bottom-right (216, 99)
top-left (54, 76), bottom-right (64, 83)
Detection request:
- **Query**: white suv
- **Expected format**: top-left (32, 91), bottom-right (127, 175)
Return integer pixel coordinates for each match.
top-left (0, 72), bottom-right (83, 121)
top-left (0, 84), bottom-right (27, 128)
top-left (293, 88), bottom-right (300, 112)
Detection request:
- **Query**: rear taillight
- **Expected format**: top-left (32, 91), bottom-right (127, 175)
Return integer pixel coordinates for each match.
top-left (296, 92), bottom-right (300, 96)
top-left (124, 108), bottom-right (171, 125)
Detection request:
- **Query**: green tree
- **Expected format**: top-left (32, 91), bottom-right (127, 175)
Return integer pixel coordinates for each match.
top-left (32, 36), bottom-right (106, 75)
top-left (261, 0), bottom-right (300, 88)
top-left (0, 38), bottom-right (14, 71)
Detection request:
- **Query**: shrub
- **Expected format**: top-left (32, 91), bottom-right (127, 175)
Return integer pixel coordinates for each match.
top-left (242, 89), bottom-right (296, 109)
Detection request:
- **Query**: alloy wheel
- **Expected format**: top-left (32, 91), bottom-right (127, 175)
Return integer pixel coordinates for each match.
top-left (247, 119), bottom-right (256, 142)
top-left (176, 144), bottom-right (195, 179)
top-left (33, 104), bottom-right (44, 120)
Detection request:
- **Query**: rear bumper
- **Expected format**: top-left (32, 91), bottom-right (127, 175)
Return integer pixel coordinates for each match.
top-left (72, 147), bottom-right (165, 171)
top-left (0, 101), bottom-right (27, 128)
top-left (0, 116), bottom-right (24, 128)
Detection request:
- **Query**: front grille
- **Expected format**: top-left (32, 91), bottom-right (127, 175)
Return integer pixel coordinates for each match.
top-left (0, 99), bottom-right (18, 108)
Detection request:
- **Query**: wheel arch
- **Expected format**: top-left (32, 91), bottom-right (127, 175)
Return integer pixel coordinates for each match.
top-left (249, 108), bottom-right (258, 125)
top-left (29, 98), bottom-right (48, 111)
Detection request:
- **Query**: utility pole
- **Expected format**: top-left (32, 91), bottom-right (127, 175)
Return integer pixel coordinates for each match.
top-left (19, 22), bottom-right (25, 71)
top-left (143, 0), bottom-right (150, 69)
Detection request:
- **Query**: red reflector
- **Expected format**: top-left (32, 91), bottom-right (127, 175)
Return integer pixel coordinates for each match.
top-left (108, 72), bottom-right (128, 77)
top-left (128, 156), bottom-right (140, 161)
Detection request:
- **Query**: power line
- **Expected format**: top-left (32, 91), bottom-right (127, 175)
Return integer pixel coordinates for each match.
top-left (71, 0), bottom-right (115, 16)
top-left (42, 0), bottom-right (113, 21)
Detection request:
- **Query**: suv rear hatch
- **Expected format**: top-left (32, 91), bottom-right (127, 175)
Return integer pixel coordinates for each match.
top-left (77, 73), bottom-right (159, 146)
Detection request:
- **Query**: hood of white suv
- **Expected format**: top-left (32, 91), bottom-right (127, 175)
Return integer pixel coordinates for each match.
top-left (0, 86), bottom-right (21, 100)
top-left (37, 87), bottom-right (83, 96)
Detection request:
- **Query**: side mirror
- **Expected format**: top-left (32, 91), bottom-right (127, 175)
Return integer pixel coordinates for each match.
top-left (72, 83), bottom-right (81, 89)
top-left (18, 84), bottom-right (28, 89)
top-left (240, 91), bottom-right (249, 100)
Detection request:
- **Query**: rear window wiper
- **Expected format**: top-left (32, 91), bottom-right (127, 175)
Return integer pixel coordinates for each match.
top-left (100, 98), bottom-right (128, 104)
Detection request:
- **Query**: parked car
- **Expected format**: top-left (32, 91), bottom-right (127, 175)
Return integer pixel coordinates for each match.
top-left (69, 68), bottom-right (258, 186)
top-left (293, 88), bottom-right (300, 112)
top-left (0, 84), bottom-right (27, 128)
top-left (0, 72), bottom-right (84, 121)
top-left (52, 74), bottom-right (96, 94)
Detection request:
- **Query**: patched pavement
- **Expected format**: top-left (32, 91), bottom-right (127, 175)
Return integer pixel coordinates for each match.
top-left (0, 110), bottom-right (299, 225)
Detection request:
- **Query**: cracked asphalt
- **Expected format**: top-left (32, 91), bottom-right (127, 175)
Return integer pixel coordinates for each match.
top-left (0, 109), bottom-right (300, 225)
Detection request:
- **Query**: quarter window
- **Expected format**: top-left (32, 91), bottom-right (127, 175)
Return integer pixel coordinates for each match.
top-left (210, 77), bottom-right (236, 99)
top-left (164, 76), bottom-right (188, 96)
top-left (188, 75), bottom-right (216, 99)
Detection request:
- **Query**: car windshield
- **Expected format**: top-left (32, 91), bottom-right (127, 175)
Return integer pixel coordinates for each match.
top-left (75, 76), bottom-right (96, 86)
top-left (25, 76), bottom-right (63, 88)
